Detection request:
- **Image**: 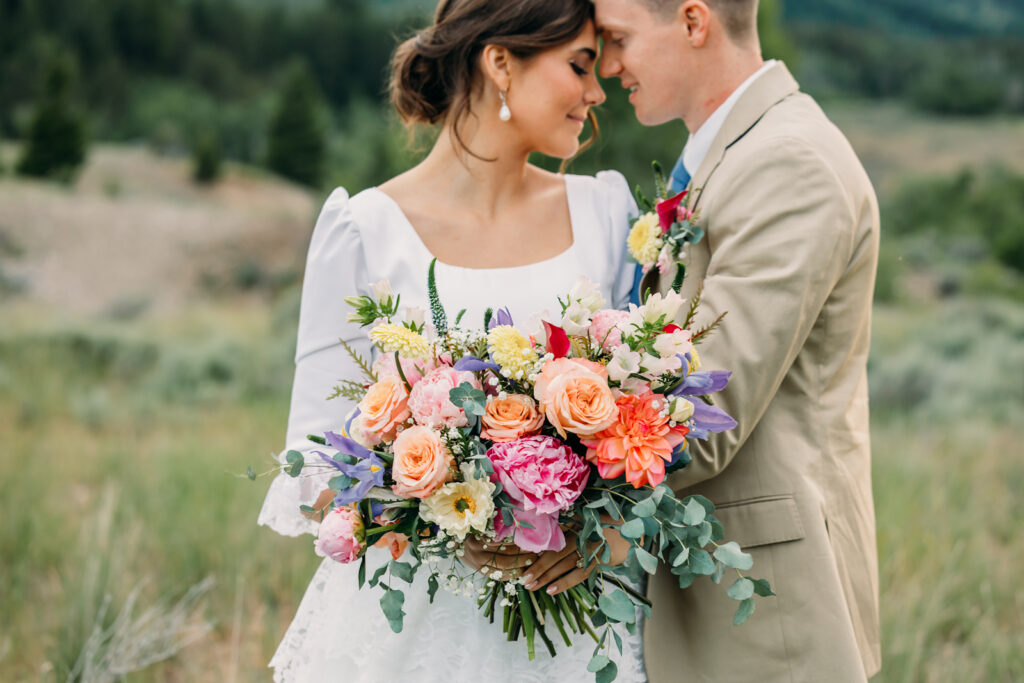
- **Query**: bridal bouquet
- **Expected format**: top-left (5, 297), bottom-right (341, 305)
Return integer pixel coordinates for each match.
top-left (276, 260), bottom-right (771, 682)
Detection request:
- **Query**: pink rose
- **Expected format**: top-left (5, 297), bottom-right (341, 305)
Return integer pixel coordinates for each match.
top-left (533, 357), bottom-right (618, 438)
top-left (391, 426), bottom-right (454, 499)
top-left (314, 506), bottom-right (366, 564)
top-left (408, 366), bottom-right (482, 428)
top-left (589, 309), bottom-right (629, 350)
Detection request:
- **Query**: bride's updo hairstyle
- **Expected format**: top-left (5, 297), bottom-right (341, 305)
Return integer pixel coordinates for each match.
top-left (390, 0), bottom-right (597, 156)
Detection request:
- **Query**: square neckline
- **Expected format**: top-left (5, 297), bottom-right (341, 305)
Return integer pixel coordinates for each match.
top-left (366, 174), bottom-right (581, 273)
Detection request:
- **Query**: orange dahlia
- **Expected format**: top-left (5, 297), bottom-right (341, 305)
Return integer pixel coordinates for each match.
top-left (581, 391), bottom-right (689, 488)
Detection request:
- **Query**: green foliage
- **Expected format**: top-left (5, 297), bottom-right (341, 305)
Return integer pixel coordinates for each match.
top-left (16, 51), bottom-right (87, 180)
top-left (192, 128), bottom-right (222, 184)
top-left (266, 60), bottom-right (326, 187)
top-left (910, 61), bottom-right (1004, 117)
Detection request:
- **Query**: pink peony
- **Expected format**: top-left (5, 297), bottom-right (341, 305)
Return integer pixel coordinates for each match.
top-left (408, 366), bottom-right (482, 428)
top-left (487, 436), bottom-right (590, 515)
top-left (373, 352), bottom-right (453, 387)
top-left (314, 506), bottom-right (366, 564)
top-left (493, 505), bottom-right (564, 554)
top-left (589, 309), bottom-right (629, 350)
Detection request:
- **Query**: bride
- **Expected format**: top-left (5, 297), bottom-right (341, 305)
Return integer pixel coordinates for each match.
top-left (259, 0), bottom-right (644, 680)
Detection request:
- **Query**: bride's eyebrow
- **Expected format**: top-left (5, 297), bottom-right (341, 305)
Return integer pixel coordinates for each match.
top-left (573, 47), bottom-right (598, 60)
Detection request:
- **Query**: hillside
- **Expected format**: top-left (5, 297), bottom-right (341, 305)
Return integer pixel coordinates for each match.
top-left (784, 0), bottom-right (1024, 37)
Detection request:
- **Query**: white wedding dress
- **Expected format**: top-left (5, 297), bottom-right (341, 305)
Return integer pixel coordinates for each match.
top-left (258, 170), bottom-right (646, 682)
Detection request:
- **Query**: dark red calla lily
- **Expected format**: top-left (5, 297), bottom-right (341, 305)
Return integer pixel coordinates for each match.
top-left (543, 321), bottom-right (571, 359)
top-left (656, 190), bottom-right (688, 234)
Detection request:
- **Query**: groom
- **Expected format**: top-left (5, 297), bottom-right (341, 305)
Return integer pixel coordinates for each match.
top-left (594, 0), bottom-right (881, 681)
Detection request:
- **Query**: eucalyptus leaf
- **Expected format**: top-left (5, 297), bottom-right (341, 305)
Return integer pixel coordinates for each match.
top-left (751, 578), bottom-right (775, 597)
top-left (711, 560), bottom-right (725, 585)
top-left (369, 564), bottom-right (388, 588)
top-left (596, 660), bottom-right (619, 683)
top-left (635, 547), bottom-right (658, 574)
top-left (697, 521), bottom-right (713, 547)
top-left (598, 590), bottom-right (636, 624)
top-left (585, 495), bottom-right (611, 509)
top-left (358, 556), bottom-right (366, 588)
top-left (733, 597), bottom-right (756, 625)
top-left (390, 560), bottom-right (415, 583)
top-left (672, 547), bottom-right (690, 567)
top-left (380, 588), bottom-right (406, 633)
top-left (714, 542), bottom-right (754, 571)
top-left (587, 655), bottom-right (612, 673)
top-left (632, 496), bottom-right (658, 518)
top-left (727, 577), bottom-right (755, 601)
top-left (689, 549), bottom-right (715, 575)
top-left (613, 629), bottom-right (623, 654)
top-left (328, 474), bottom-right (354, 491)
top-left (619, 518), bottom-right (645, 540)
top-left (683, 499), bottom-right (707, 526)
top-left (676, 568), bottom-right (696, 588)
top-left (285, 450), bottom-right (304, 477)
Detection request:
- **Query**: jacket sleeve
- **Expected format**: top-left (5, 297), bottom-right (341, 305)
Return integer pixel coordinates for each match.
top-left (666, 137), bottom-right (856, 492)
top-left (257, 188), bottom-right (374, 536)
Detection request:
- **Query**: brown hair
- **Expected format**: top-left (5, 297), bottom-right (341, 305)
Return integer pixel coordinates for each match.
top-left (644, 0), bottom-right (759, 43)
top-left (389, 0), bottom-right (598, 161)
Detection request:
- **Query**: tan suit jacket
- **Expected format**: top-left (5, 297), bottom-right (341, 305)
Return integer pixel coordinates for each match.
top-left (641, 63), bottom-right (881, 682)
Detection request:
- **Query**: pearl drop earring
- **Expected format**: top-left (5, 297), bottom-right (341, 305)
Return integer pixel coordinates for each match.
top-left (499, 90), bottom-right (511, 122)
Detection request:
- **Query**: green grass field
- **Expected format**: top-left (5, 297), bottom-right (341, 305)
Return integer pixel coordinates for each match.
top-left (1, 297), bottom-right (1022, 682)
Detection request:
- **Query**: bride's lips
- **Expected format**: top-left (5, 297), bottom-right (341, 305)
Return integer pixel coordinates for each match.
top-left (567, 113), bottom-right (587, 126)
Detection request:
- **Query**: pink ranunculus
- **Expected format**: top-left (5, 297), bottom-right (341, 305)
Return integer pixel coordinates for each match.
top-left (493, 506), bottom-right (565, 554)
top-left (407, 366), bottom-right (482, 428)
top-left (314, 506), bottom-right (366, 564)
top-left (589, 309), bottom-right (630, 351)
top-left (486, 435), bottom-right (589, 515)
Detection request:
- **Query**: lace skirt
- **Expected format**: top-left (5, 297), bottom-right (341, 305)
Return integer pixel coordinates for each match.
top-left (270, 549), bottom-right (648, 682)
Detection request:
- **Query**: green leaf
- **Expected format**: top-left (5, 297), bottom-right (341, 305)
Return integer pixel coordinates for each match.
top-left (595, 660), bottom-right (619, 683)
top-left (299, 504), bottom-right (316, 516)
top-left (727, 577), bottom-right (755, 601)
top-left (714, 542), bottom-right (754, 571)
top-left (697, 521), bottom-right (713, 547)
top-left (328, 474), bottom-right (353, 491)
top-left (380, 588), bottom-right (406, 633)
top-left (246, 466), bottom-right (256, 481)
top-left (613, 629), bottom-right (623, 654)
top-left (672, 547), bottom-right (690, 567)
top-left (368, 564), bottom-right (388, 588)
top-left (357, 556), bottom-right (366, 588)
top-left (597, 589), bottom-right (636, 624)
top-left (632, 496), bottom-right (657, 518)
top-left (676, 568), bottom-right (696, 588)
top-left (604, 498), bottom-right (622, 522)
top-left (751, 578), bottom-right (775, 597)
top-left (585, 495), bottom-right (611, 509)
top-left (390, 560), bottom-right (415, 583)
top-left (285, 450), bottom-right (304, 477)
top-left (689, 549), bottom-right (715, 575)
top-left (691, 494), bottom-right (716, 515)
top-left (587, 655), bottom-right (612, 672)
top-left (683, 499), bottom-right (706, 526)
top-left (619, 518), bottom-right (645, 540)
top-left (711, 560), bottom-right (725, 584)
top-left (635, 547), bottom-right (658, 574)
top-left (427, 574), bottom-right (439, 603)
top-left (733, 597), bottom-right (756, 625)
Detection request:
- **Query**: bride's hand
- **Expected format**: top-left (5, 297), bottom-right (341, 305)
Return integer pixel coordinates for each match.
top-left (301, 488), bottom-right (335, 521)
top-left (521, 524), bottom-right (631, 596)
top-left (461, 536), bottom-right (538, 579)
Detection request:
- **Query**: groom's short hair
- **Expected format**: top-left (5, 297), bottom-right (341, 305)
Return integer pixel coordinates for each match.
top-left (643, 0), bottom-right (758, 42)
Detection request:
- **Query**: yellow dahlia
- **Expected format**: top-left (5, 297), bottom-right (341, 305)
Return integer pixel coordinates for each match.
top-left (370, 323), bottom-right (431, 359)
top-left (627, 213), bottom-right (663, 266)
top-left (487, 325), bottom-right (538, 380)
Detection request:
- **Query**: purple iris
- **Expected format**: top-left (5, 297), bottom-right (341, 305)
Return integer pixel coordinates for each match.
top-left (487, 307), bottom-right (514, 330)
top-left (318, 430), bottom-right (385, 506)
top-left (669, 370), bottom-right (732, 397)
top-left (687, 400), bottom-right (738, 440)
top-left (454, 355), bottom-right (500, 372)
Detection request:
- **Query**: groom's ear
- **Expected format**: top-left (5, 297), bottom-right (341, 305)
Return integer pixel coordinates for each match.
top-left (677, 0), bottom-right (711, 48)
top-left (480, 44), bottom-right (513, 93)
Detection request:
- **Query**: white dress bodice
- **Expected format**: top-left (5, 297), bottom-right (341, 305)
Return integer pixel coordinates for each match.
top-left (259, 170), bottom-right (645, 682)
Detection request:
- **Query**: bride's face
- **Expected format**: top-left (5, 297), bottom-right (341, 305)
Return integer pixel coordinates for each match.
top-left (503, 22), bottom-right (606, 159)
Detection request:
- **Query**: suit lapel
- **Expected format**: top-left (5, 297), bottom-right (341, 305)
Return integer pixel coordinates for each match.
top-left (687, 62), bottom-right (800, 213)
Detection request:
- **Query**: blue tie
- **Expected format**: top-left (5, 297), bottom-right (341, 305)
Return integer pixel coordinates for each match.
top-left (629, 151), bottom-right (691, 306)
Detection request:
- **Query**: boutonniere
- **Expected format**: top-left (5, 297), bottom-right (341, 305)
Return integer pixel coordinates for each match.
top-left (627, 162), bottom-right (705, 292)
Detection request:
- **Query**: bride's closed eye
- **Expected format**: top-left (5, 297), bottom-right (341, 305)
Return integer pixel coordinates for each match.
top-left (570, 61), bottom-right (589, 76)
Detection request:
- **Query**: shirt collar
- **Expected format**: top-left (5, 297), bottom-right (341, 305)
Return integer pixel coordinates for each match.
top-left (681, 59), bottom-right (777, 177)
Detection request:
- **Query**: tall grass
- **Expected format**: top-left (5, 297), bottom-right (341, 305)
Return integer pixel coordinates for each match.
top-left (1, 296), bottom-right (1021, 681)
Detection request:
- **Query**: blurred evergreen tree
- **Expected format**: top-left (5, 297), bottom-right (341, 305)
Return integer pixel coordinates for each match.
top-left (758, 0), bottom-right (798, 68)
top-left (266, 61), bottom-right (326, 187)
top-left (193, 128), bottom-right (222, 184)
top-left (16, 51), bottom-right (87, 180)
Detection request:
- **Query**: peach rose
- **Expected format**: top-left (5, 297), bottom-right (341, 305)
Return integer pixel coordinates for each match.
top-left (391, 426), bottom-right (453, 499)
top-left (358, 375), bottom-right (411, 444)
top-left (533, 357), bottom-right (618, 438)
top-left (480, 394), bottom-right (545, 442)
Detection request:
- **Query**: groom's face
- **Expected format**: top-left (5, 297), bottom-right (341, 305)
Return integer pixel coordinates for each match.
top-left (594, 0), bottom-right (691, 126)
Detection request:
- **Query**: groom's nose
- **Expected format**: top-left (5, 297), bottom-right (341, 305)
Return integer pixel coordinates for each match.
top-left (599, 48), bottom-right (622, 79)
